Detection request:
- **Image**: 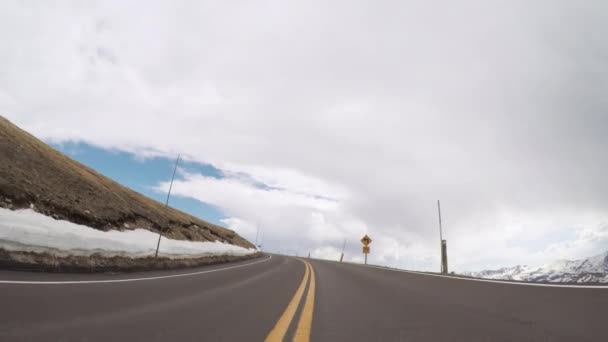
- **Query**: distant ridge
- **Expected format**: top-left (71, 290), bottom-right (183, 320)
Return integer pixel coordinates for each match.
top-left (461, 250), bottom-right (608, 283)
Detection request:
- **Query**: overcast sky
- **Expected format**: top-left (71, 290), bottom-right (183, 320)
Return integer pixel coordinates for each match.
top-left (2, 0), bottom-right (608, 271)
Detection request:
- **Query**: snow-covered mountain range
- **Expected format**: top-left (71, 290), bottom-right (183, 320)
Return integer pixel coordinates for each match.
top-left (461, 250), bottom-right (608, 283)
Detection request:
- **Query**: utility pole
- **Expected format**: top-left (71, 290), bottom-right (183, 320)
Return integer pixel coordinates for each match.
top-left (155, 154), bottom-right (181, 258)
top-left (339, 238), bottom-right (346, 262)
top-left (437, 200), bottom-right (448, 273)
top-left (438, 200), bottom-right (443, 242)
top-left (258, 226), bottom-right (264, 251)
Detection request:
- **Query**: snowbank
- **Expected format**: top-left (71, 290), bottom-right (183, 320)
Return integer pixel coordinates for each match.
top-left (0, 208), bottom-right (256, 258)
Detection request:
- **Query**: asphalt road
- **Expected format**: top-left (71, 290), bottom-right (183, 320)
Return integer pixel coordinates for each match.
top-left (1, 254), bottom-right (607, 341)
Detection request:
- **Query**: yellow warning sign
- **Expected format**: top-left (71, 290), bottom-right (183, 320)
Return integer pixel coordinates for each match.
top-left (363, 246), bottom-right (370, 254)
top-left (361, 235), bottom-right (372, 246)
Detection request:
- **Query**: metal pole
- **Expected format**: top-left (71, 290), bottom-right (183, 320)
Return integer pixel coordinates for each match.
top-left (259, 226), bottom-right (264, 249)
top-left (155, 154), bottom-right (181, 258)
top-left (437, 200), bottom-right (443, 242)
top-left (438, 200), bottom-right (443, 272)
top-left (340, 238), bottom-right (346, 262)
top-left (256, 225), bottom-right (264, 251)
top-left (365, 254), bottom-right (368, 265)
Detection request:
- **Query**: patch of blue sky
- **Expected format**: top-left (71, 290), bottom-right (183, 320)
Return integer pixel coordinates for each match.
top-left (221, 170), bottom-right (276, 191)
top-left (51, 141), bottom-right (226, 225)
top-left (222, 171), bottom-right (336, 201)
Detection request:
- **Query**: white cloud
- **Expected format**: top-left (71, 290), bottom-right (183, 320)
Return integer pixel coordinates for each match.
top-left (2, 0), bottom-right (608, 271)
top-left (220, 217), bottom-right (260, 247)
top-left (156, 169), bottom-right (360, 257)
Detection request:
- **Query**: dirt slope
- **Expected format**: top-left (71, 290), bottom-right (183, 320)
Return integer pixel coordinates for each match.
top-left (0, 115), bottom-right (253, 249)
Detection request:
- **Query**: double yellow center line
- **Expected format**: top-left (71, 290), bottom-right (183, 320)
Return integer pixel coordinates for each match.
top-left (265, 259), bottom-right (316, 342)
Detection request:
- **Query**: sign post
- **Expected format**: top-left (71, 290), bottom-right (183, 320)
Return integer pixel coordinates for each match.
top-left (437, 200), bottom-right (448, 273)
top-left (361, 234), bottom-right (372, 265)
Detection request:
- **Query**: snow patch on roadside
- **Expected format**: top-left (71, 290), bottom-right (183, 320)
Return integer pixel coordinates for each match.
top-left (0, 208), bottom-right (256, 258)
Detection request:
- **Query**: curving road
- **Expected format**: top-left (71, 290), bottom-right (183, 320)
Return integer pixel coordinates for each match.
top-left (1, 254), bottom-right (607, 341)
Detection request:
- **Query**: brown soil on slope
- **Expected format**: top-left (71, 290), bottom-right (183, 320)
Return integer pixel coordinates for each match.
top-left (0, 115), bottom-right (253, 249)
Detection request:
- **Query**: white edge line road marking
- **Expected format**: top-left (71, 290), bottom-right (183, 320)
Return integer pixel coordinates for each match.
top-left (343, 261), bottom-right (607, 289)
top-left (0, 254), bottom-right (272, 285)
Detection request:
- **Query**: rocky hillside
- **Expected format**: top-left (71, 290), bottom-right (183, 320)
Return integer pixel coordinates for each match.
top-left (0, 115), bottom-right (253, 249)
